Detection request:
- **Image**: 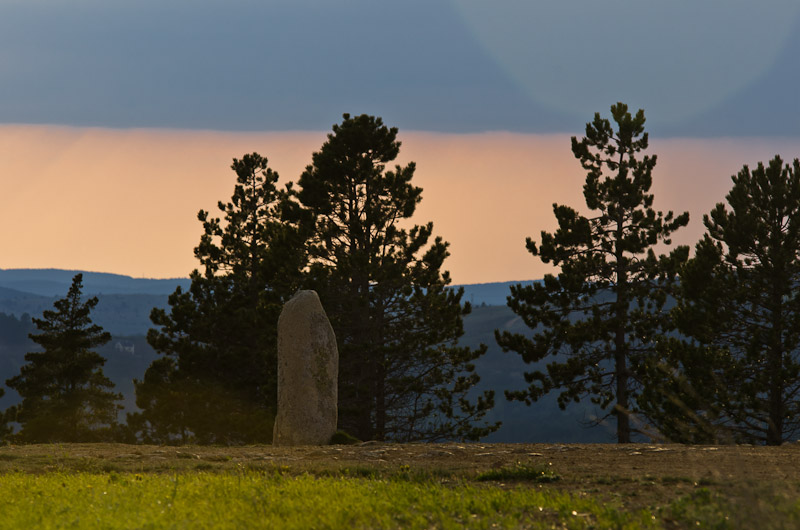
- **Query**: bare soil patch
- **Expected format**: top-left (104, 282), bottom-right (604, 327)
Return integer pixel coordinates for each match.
top-left (1, 442), bottom-right (798, 515)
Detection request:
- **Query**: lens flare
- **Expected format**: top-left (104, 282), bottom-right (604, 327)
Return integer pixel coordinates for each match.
top-left (450, 0), bottom-right (800, 126)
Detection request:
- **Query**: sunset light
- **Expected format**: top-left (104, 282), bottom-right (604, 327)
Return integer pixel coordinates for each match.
top-left (2, 125), bottom-right (798, 283)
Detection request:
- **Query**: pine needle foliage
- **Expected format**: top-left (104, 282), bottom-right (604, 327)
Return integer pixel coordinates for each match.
top-left (130, 153), bottom-right (305, 444)
top-left (297, 114), bottom-right (497, 442)
top-left (495, 103), bottom-right (689, 443)
top-left (640, 155), bottom-right (800, 445)
top-left (5, 274), bottom-right (121, 442)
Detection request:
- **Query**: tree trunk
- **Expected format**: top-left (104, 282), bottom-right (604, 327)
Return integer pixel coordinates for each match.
top-left (374, 360), bottom-right (386, 441)
top-left (615, 206), bottom-right (631, 444)
top-left (615, 332), bottom-right (631, 443)
top-left (766, 283), bottom-right (785, 446)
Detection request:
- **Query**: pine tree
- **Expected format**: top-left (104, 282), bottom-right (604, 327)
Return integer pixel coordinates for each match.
top-left (640, 155), bottom-right (800, 445)
top-left (495, 103), bottom-right (689, 443)
top-left (129, 153), bottom-right (305, 444)
top-left (297, 113), bottom-right (497, 442)
top-left (5, 274), bottom-right (121, 442)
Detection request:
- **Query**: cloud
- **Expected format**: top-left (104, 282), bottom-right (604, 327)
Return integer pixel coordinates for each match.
top-left (0, 0), bottom-right (550, 132)
top-left (1, 1), bottom-right (799, 135)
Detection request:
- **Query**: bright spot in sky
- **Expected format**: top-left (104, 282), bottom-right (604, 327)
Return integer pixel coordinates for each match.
top-left (451, 0), bottom-right (800, 125)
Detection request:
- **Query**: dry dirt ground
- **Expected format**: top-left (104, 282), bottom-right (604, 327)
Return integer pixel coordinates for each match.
top-left (1, 442), bottom-right (798, 514)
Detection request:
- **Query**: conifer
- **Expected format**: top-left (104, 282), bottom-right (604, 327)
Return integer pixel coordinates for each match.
top-left (496, 103), bottom-right (688, 443)
top-left (6, 274), bottom-right (121, 442)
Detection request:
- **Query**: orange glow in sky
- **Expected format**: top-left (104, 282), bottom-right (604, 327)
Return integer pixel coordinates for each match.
top-left (1, 125), bottom-right (798, 284)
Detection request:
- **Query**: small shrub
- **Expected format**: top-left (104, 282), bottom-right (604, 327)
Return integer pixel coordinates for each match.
top-left (337, 466), bottom-right (379, 479)
top-left (390, 465), bottom-right (452, 483)
top-left (329, 430), bottom-right (361, 445)
top-left (100, 463), bottom-right (124, 473)
top-left (476, 462), bottom-right (560, 483)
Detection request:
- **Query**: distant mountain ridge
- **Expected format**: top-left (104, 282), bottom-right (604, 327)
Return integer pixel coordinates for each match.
top-left (0, 269), bottom-right (192, 335)
top-left (0, 268), bottom-right (531, 309)
top-left (0, 269), bottom-right (536, 337)
top-left (0, 269), bottom-right (192, 297)
top-left (458, 280), bottom-right (539, 307)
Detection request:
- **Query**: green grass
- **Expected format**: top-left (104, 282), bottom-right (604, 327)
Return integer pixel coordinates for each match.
top-left (0, 470), bottom-right (659, 530)
top-left (661, 488), bottom-right (733, 529)
top-left (475, 462), bottom-right (560, 483)
top-left (0, 452), bottom-right (798, 529)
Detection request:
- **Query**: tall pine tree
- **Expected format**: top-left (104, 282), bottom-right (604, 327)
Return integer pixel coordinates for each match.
top-left (129, 153), bottom-right (305, 444)
top-left (495, 103), bottom-right (689, 443)
top-left (297, 113), bottom-right (497, 442)
top-left (640, 155), bottom-right (800, 445)
top-left (5, 274), bottom-right (121, 442)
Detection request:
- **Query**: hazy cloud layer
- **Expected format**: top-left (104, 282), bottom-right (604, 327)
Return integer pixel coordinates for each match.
top-left (0, 0), bottom-right (798, 135)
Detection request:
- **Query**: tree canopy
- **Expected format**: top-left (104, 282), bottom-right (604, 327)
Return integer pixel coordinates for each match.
top-left (5, 274), bottom-right (121, 442)
top-left (496, 103), bottom-right (689, 443)
top-left (297, 113), bottom-right (497, 442)
top-left (130, 153), bottom-right (305, 444)
top-left (640, 155), bottom-right (800, 445)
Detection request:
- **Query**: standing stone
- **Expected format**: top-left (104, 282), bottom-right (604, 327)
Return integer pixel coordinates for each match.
top-left (273, 290), bottom-right (338, 446)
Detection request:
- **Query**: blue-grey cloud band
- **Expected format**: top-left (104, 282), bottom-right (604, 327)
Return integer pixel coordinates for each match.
top-left (0, 0), bottom-right (798, 136)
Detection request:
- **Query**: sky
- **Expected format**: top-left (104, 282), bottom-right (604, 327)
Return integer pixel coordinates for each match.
top-left (1, 1), bottom-right (800, 284)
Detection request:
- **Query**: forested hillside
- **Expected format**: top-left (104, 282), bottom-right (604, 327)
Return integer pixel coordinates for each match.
top-left (0, 274), bottom-right (606, 443)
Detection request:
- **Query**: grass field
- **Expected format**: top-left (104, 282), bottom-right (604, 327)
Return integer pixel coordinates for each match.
top-left (0, 470), bottom-right (663, 529)
top-left (0, 443), bottom-right (797, 529)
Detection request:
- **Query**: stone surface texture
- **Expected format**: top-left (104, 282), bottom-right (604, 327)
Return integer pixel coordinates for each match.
top-left (273, 290), bottom-right (338, 446)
